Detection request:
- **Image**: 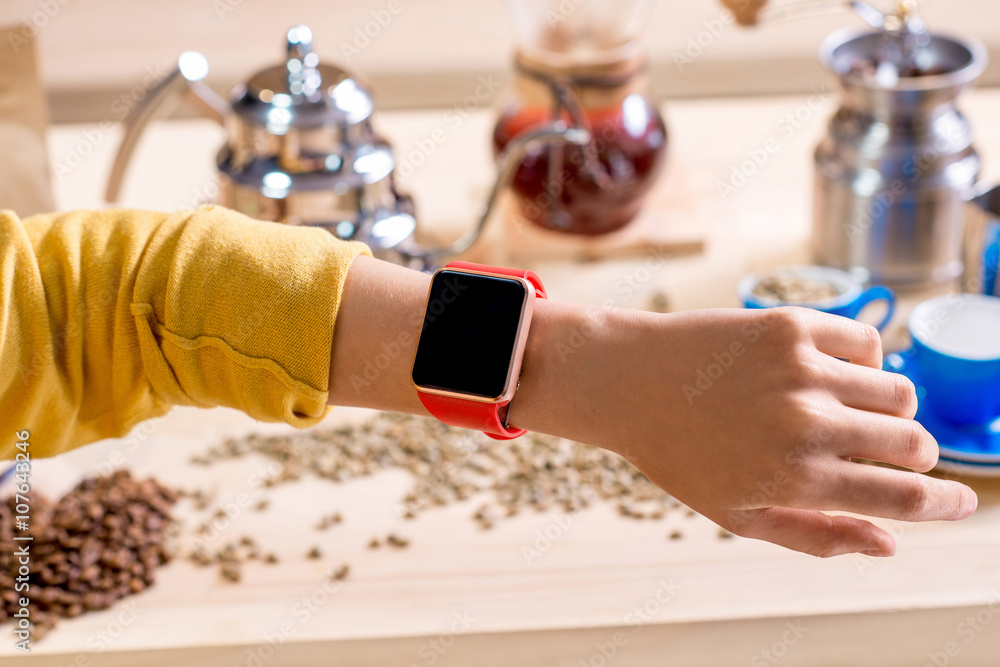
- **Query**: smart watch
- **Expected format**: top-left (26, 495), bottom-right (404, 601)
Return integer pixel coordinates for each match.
top-left (411, 261), bottom-right (547, 440)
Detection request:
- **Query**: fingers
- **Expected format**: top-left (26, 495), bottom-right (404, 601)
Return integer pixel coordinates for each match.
top-left (728, 507), bottom-right (896, 558)
top-left (728, 464), bottom-right (977, 557)
top-left (821, 357), bottom-right (918, 419)
top-left (802, 310), bottom-right (884, 369)
top-left (823, 407), bottom-right (937, 471)
top-left (825, 463), bottom-right (977, 523)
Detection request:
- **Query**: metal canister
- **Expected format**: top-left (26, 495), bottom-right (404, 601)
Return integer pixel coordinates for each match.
top-left (812, 27), bottom-right (987, 289)
top-left (964, 184), bottom-right (1000, 297)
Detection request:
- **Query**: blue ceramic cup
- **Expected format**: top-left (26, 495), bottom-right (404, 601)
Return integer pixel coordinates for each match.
top-left (889, 294), bottom-right (1000, 425)
top-left (739, 265), bottom-right (896, 331)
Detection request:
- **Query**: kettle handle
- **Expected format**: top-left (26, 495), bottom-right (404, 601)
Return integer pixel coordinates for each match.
top-left (105, 51), bottom-right (228, 203)
top-left (397, 123), bottom-right (590, 261)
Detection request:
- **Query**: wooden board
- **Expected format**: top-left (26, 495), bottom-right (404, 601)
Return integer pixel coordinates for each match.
top-left (3, 406), bottom-right (1000, 666)
top-left (498, 161), bottom-right (707, 263)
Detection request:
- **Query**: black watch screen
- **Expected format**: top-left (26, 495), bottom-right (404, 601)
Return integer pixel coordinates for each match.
top-left (411, 270), bottom-right (529, 399)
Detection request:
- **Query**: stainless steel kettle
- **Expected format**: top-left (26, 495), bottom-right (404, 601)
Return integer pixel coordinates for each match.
top-left (106, 25), bottom-right (425, 260)
top-left (106, 25), bottom-right (586, 269)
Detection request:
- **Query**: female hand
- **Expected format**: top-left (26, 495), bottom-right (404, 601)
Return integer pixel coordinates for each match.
top-left (514, 303), bottom-right (976, 558)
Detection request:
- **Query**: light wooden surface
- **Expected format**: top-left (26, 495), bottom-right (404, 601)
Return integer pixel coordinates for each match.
top-left (6, 89), bottom-right (1000, 665)
top-left (4, 406), bottom-right (1000, 666)
top-left (16, 0), bottom-right (1000, 122)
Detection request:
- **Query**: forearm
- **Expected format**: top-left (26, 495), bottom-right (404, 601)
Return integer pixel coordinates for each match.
top-left (1, 206), bottom-right (368, 459)
top-left (327, 255), bottom-right (429, 415)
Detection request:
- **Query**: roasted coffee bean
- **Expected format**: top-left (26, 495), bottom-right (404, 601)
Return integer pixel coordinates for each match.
top-left (0, 471), bottom-right (177, 642)
top-left (82, 592), bottom-right (105, 611)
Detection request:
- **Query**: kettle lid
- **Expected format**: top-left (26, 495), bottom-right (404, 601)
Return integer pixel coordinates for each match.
top-left (231, 25), bottom-right (375, 131)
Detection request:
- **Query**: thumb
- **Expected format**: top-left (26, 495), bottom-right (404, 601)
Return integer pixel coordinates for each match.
top-left (726, 506), bottom-right (896, 558)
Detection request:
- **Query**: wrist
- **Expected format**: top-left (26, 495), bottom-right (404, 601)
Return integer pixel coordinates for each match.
top-left (509, 299), bottom-right (620, 444)
top-left (331, 256), bottom-right (628, 448)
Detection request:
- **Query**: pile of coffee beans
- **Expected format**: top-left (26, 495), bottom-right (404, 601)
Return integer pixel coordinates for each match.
top-left (0, 470), bottom-right (177, 640)
top-left (195, 412), bottom-right (676, 529)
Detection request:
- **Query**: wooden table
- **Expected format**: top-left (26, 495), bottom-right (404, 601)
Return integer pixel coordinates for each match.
top-left (5, 90), bottom-right (1000, 666)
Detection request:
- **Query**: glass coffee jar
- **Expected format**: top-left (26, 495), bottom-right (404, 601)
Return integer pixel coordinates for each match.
top-left (494, 0), bottom-right (667, 235)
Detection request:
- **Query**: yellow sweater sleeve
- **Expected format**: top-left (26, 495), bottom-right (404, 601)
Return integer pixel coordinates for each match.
top-left (0, 205), bottom-right (370, 459)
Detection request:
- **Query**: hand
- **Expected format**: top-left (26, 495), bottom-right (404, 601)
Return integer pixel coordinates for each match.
top-left (329, 258), bottom-right (976, 558)
top-left (515, 303), bottom-right (977, 558)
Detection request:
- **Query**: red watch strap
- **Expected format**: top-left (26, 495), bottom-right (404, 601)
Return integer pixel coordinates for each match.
top-left (447, 260), bottom-right (547, 300)
top-left (418, 392), bottom-right (522, 440)
top-left (417, 261), bottom-right (546, 440)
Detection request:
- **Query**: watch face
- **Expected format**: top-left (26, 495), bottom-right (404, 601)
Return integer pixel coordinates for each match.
top-left (411, 270), bottom-right (530, 400)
